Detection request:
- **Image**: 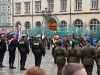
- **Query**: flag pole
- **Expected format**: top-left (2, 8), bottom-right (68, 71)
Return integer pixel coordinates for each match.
top-left (18, 25), bottom-right (22, 69)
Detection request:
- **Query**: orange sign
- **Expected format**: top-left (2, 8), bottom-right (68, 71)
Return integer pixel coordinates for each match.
top-left (49, 24), bottom-right (57, 31)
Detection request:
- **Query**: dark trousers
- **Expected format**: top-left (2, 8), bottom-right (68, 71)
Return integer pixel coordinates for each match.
top-left (35, 55), bottom-right (42, 67)
top-left (97, 65), bottom-right (100, 75)
top-left (20, 53), bottom-right (27, 68)
top-left (84, 65), bottom-right (93, 75)
top-left (47, 43), bottom-right (50, 49)
top-left (0, 51), bottom-right (5, 65)
top-left (9, 51), bottom-right (15, 67)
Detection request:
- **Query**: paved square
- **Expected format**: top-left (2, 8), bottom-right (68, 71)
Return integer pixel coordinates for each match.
top-left (0, 48), bottom-right (97, 75)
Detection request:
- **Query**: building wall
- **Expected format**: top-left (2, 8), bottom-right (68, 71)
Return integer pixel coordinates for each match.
top-left (0, 0), bottom-right (13, 30)
top-left (14, 0), bottom-right (100, 30)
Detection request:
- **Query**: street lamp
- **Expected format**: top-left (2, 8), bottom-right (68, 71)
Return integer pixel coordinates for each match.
top-left (42, 7), bottom-right (52, 19)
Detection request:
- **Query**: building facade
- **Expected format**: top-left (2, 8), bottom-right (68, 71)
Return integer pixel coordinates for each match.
top-left (14, 0), bottom-right (100, 31)
top-left (0, 0), bottom-right (13, 30)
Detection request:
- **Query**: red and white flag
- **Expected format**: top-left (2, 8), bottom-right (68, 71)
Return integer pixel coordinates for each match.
top-left (18, 25), bottom-right (22, 41)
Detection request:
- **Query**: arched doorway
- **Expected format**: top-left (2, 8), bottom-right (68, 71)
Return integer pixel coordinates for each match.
top-left (25, 21), bottom-right (31, 29)
top-left (15, 21), bottom-right (21, 30)
top-left (45, 17), bottom-right (57, 25)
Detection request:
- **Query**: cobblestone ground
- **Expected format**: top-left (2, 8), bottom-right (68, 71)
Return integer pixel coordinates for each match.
top-left (0, 47), bottom-right (97, 75)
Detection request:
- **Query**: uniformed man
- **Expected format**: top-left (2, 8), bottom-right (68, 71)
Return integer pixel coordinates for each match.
top-left (81, 39), bottom-right (95, 75)
top-left (18, 34), bottom-right (29, 70)
top-left (51, 34), bottom-right (59, 57)
top-left (0, 34), bottom-right (6, 67)
top-left (95, 41), bottom-right (100, 75)
top-left (8, 34), bottom-right (18, 69)
top-left (54, 39), bottom-right (68, 75)
top-left (67, 40), bottom-right (81, 63)
top-left (31, 34), bottom-right (45, 67)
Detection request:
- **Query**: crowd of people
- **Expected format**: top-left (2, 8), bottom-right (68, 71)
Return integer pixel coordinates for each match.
top-left (0, 32), bottom-right (100, 75)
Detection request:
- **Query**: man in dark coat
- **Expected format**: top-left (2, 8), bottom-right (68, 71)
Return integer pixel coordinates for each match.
top-left (8, 34), bottom-right (18, 69)
top-left (18, 34), bottom-right (29, 70)
top-left (31, 34), bottom-right (45, 67)
top-left (0, 34), bottom-right (6, 67)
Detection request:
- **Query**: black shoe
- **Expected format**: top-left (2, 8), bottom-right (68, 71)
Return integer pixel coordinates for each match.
top-left (0, 65), bottom-right (5, 67)
top-left (10, 66), bottom-right (16, 69)
top-left (9, 66), bottom-right (12, 68)
top-left (20, 68), bottom-right (27, 70)
top-left (11, 66), bottom-right (16, 69)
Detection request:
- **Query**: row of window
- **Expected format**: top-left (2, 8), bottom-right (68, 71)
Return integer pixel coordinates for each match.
top-left (15, 0), bottom-right (99, 14)
top-left (1, 6), bottom-right (11, 12)
top-left (15, 19), bottom-right (100, 31)
top-left (1, 16), bottom-right (11, 23)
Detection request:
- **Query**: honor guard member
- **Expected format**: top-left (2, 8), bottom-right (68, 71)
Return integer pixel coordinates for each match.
top-left (95, 41), bottom-right (100, 75)
top-left (18, 34), bottom-right (29, 70)
top-left (8, 34), bottom-right (18, 69)
top-left (31, 34), bottom-right (45, 67)
top-left (81, 39), bottom-right (95, 75)
top-left (54, 39), bottom-right (68, 75)
top-left (67, 40), bottom-right (81, 63)
top-left (0, 34), bottom-right (6, 67)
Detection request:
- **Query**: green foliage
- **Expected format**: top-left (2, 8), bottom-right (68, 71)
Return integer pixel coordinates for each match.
top-left (22, 24), bottom-right (100, 37)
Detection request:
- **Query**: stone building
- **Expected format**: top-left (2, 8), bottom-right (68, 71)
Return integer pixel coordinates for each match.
top-left (0, 0), bottom-right (13, 30)
top-left (13, 0), bottom-right (100, 31)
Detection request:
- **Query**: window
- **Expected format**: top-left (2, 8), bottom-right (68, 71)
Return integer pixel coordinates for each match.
top-left (61, 21), bottom-right (67, 28)
top-left (15, 3), bottom-right (21, 14)
top-left (7, 16), bottom-right (11, 23)
top-left (25, 21), bottom-right (30, 29)
top-left (90, 19), bottom-right (99, 31)
top-left (1, 16), bottom-right (5, 23)
top-left (60, 0), bottom-right (67, 11)
top-left (35, 1), bottom-right (41, 12)
top-left (48, 0), bottom-right (54, 11)
top-left (75, 0), bottom-right (82, 10)
top-left (91, 0), bottom-right (98, 9)
top-left (36, 21), bottom-right (41, 27)
top-left (1, 6), bottom-right (5, 12)
top-left (24, 2), bottom-right (30, 13)
top-left (74, 19), bottom-right (83, 28)
top-left (15, 21), bottom-right (21, 30)
top-left (7, 6), bottom-right (10, 12)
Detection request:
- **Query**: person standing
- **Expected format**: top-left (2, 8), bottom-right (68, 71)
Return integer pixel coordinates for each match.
top-left (67, 40), bottom-right (81, 63)
top-left (54, 39), bottom-right (68, 75)
top-left (0, 34), bottom-right (6, 67)
top-left (47, 36), bottom-right (51, 49)
top-left (8, 34), bottom-right (18, 69)
top-left (95, 41), bottom-right (100, 75)
top-left (51, 34), bottom-right (59, 57)
top-left (31, 34), bottom-right (45, 67)
top-left (18, 34), bottom-right (29, 70)
top-left (29, 35), bottom-right (33, 48)
top-left (81, 39), bottom-right (95, 75)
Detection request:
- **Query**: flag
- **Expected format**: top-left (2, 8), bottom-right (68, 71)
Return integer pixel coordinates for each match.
top-left (18, 25), bottom-right (22, 41)
top-left (42, 28), bottom-right (44, 39)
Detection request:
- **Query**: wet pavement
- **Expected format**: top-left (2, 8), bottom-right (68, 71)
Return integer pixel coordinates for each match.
top-left (0, 48), bottom-right (97, 75)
